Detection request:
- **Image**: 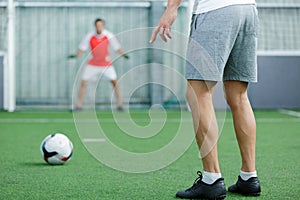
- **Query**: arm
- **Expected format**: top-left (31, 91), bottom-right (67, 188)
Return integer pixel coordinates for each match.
top-left (108, 32), bottom-right (129, 59)
top-left (149, 0), bottom-right (182, 43)
top-left (117, 49), bottom-right (129, 59)
top-left (67, 49), bottom-right (84, 59)
top-left (68, 34), bottom-right (90, 59)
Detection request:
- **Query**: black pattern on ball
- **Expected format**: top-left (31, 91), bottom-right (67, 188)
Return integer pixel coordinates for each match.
top-left (42, 142), bottom-right (58, 158)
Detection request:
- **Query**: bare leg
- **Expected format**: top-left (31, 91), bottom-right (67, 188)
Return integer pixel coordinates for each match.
top-left (111, 80), bottom-right (122, 108)
top-left (76, 80), bottom-right (87, 108)
top-left (223, 81), bottom-right (256, 172)
top-left (186, 80), bottom-right (220, 173)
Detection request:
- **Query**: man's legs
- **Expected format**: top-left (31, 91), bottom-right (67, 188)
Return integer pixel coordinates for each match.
top-left (76, 80), bottom-right (87, 108)
top-left (75, 79), bottom-right (122, 109)
top-left (224, 80), bottom-right (261, 196)
top-left (186, 80), bottom-right (220, 173)
top-left (223, 81), bottom-right (256, 172)
top-left (176, 80), bottom-right (226, 199)
top-left (111, 80), bottom-right (122, 108)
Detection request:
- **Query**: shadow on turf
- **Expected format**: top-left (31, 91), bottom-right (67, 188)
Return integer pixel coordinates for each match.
top-left (21, 162), bottom-right (65, 167)
top-left (170, 193), bottom-right (261, 199)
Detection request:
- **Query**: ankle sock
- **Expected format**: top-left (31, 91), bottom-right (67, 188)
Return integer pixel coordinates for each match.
top-left (240, 170), bottom-right (257, 181)
top-left (202, 171), bottom-right (222, 184)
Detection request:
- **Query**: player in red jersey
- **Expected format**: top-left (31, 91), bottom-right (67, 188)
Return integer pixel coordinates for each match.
top-left (73, 18), bottom-right (128, 111)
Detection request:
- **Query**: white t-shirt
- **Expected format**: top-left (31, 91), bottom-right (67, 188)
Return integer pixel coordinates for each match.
top-left (193, 0), bottom-right (256, 14)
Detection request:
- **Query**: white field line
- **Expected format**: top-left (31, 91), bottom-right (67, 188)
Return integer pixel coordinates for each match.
top-left (278, 109), bottom-right (300, 118)
top-left (0, 118), bottom-right (300, 123)
top-left (82, 138), bottom-right (106, 142)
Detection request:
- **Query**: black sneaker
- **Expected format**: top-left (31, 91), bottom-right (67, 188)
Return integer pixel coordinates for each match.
top-left (70, 107), bottom-right (82, 112)
top-left (117, 106), bottom-right (124, 112)
top-left (228, 176), bottom-right (261, 196)
top-left (176, 171), bottom-right (226, 200)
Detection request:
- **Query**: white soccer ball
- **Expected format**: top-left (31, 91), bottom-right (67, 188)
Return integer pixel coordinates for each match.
top-left (40, 133), bottom-right (73, 165)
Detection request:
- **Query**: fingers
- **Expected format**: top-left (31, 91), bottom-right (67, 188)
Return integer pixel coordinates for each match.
top-left (159, 27), bottom-right (167, 42)
top-left (149, 26), bottom-right (172, 43)
top-left (165, 28), bottom-right (172, 39)
top-left (149, 26), bottom-right (160, 43)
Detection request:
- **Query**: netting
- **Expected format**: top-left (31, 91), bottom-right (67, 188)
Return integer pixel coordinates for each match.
top-left (0, 1), bottom-right (299, 109)
top-left (0, 7), bottom-right (7, 52)
top-left (258, 6), bottom-right (300, 51)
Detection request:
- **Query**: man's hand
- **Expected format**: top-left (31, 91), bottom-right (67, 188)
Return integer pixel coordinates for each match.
top-left (117, 49), bottom-right (129, 59)
top-left (123, 54), bottom-right (129, 59)
top-left (67, 54), bottom-right (77, 59)
top-left (68, 49), bottom-right (84, 59)
top-left (149, 1), bottom-right (181, 43)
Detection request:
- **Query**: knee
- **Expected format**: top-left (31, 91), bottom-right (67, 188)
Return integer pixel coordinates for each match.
top-left (81, 80), bottom-right (87, 87)
top-left (225, 92), bottom-right (249, 110)
top-left (187, 86), bottom-right (214, 102)
top-left (185, 86), bottom-right (193, 103)
top-left (111, 80), bottom-right (117, 87)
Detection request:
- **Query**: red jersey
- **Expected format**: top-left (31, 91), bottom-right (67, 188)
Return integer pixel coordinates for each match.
top-left (79, 30), bottom-right (121, 67)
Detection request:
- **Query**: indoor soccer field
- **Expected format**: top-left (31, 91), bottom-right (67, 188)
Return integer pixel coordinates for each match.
top-left (1, 110), bottom-right (299, 199)
top-left (1, 0), bottom-right (300, 199)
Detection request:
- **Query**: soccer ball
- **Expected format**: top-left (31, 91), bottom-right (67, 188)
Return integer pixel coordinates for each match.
top-left (40, 133), bottom-right (73, 165)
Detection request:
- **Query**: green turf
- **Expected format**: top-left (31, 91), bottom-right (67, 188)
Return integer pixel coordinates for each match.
top-left (0, 110), bottom-right (300, 199)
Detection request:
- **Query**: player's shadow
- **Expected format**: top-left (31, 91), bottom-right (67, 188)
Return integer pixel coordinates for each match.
top-left (21, 162), bottom-right (56, 167)
top-left (171, 192), bottom-right (261, 199)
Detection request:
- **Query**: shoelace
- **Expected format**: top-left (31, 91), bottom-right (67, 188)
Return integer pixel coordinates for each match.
top-left (186, 171), bottom-right (203, 191)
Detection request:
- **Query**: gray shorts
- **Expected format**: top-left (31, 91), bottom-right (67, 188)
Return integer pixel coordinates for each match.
top-left (185, 4), bottom-right (259, 82)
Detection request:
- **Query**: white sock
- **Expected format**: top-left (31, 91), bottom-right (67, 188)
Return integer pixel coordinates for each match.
top-left (202, 171), bottom-right (222, 184)
top-left (240, 170), bottom-right (257, 181)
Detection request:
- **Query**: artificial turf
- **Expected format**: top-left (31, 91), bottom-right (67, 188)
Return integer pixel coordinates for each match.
top-left (0, 110), bottom-right (299, 199)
